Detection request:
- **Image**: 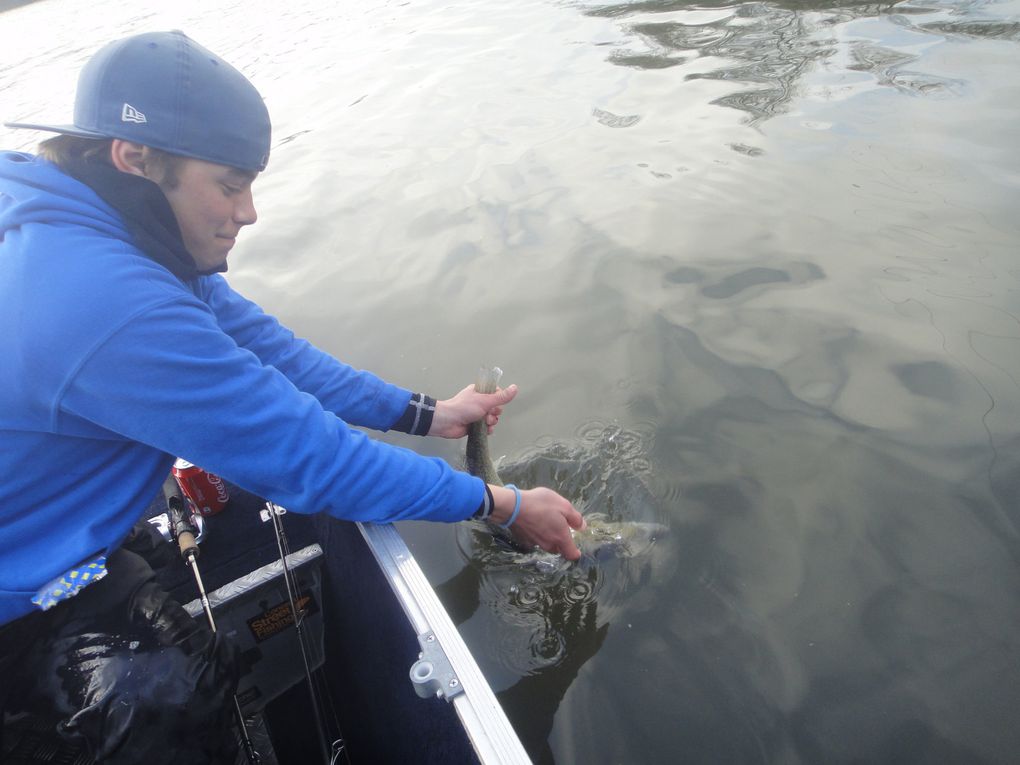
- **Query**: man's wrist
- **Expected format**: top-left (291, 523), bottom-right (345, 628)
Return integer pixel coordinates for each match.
top-left (426, 398), bottom-right (449, 437)
top-left (496, 484), bottom-right (522, 529)
top-left (486, 485), bottom-right (518, 526)
top-left (472, 484), bottom-right (495, 520)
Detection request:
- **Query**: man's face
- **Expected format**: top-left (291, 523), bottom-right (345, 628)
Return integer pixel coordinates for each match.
top-left (159, 158), bottom-right (258, 271)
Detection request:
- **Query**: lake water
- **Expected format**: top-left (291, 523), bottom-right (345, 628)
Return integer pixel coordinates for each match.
top-left (2, 0), bottom-right (1019, 762)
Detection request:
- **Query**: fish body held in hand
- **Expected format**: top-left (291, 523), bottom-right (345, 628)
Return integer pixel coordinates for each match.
top-left (466, 366), bottom-right (504, 486)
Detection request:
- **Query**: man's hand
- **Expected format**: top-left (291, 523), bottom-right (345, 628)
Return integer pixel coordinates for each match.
top-left (489, 485), bottom-right (586, 561)
top-left (429, 383), bottom-right (518, 439)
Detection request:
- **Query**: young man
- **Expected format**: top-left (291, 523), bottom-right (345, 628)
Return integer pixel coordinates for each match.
top-left (0, 30), bottom-right (583, 762)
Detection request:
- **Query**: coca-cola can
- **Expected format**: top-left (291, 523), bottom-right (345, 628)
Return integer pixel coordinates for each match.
top-left (172, 458), bottom-right (230, 516)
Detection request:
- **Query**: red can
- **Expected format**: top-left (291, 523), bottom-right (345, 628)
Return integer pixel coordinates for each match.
top-left (172, 458), bottom-right (230, 516)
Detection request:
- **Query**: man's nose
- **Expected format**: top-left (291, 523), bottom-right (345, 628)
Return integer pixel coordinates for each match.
top-left (234, 188), bottom-right (258, 226)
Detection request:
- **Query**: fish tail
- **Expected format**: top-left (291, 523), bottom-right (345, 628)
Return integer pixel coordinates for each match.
top-left (474, 366), bottom-right (503, 394)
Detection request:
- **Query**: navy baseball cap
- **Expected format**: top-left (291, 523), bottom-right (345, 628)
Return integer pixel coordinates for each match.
top-left (5, 30), bottom-right (271, 172)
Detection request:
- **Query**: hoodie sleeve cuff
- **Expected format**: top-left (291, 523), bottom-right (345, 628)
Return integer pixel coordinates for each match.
top-left (390, 393), bottom-right (436, 436)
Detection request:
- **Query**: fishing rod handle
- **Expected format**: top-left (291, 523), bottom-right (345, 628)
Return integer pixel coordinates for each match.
top-left (163, 474), bottom-right (200, 559)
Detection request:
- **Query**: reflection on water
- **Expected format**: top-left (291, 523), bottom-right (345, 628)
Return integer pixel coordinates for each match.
top-left (581, 0), bottom-right (888, 122)
top-left (920, 19), bottom-right (1020, 41)
top-left (3, 0), bottom-right (1020, 761)
top-left (579, 0), bottom-right (1010, 122)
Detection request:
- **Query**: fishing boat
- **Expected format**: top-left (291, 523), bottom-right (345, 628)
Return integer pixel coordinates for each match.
top-left (1, 482), bottom-right (531, 765)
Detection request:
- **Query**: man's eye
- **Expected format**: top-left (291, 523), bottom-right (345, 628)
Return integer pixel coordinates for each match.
top-left (222, 184), bottom-right (242, 195)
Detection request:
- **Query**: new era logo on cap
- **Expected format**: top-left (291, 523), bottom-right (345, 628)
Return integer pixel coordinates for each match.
top-left (121, 103), bottom-right (147, 124)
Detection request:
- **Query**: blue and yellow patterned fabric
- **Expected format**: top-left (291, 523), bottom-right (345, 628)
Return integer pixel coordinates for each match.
top-left (31, 556), bottom-right (108, 611)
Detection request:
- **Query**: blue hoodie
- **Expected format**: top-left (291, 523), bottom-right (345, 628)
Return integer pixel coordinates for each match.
top-left (0, 152), bottom-right (484, 625)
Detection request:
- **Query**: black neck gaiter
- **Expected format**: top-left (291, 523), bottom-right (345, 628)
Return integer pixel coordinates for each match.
top-left (62, 160), bottom-right (224, 283)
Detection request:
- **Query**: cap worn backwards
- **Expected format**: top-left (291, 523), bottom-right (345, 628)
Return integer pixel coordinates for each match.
top-left (5, 30), bottom-right (271, 172)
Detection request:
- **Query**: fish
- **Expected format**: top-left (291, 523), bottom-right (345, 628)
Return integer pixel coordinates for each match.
top-left (466, 366), bottom-right (504, 486)
top-left (465, 367), bottom-right (667, 563)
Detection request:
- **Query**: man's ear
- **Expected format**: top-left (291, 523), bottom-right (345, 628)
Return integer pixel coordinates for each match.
top-left (109, 139), bottom-right (150, 178)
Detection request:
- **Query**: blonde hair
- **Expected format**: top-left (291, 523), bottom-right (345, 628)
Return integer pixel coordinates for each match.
top-left (38, 135), bottom-right (113, 166)
top-left (38, 134), bottom-right (183, 189)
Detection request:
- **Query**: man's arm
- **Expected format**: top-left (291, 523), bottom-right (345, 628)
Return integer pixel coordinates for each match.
top-left (59, 297), bottom-right (483, 523)
top-left (187, 277), bottom-right (584, 555)
top-left (195, 275), bottom-right (412, 431)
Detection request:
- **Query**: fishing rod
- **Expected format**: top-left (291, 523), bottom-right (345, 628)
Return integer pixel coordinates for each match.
top-left (162, 476), bottom-right (260, 765)
top-left (262, 501), bottom-right (348, 765)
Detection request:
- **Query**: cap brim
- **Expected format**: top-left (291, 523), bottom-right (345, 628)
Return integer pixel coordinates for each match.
top-left (4, 121), bottom-right (110, 139)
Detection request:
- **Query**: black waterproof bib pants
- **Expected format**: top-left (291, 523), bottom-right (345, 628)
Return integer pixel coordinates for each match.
top-left (0, 524), bottom-right (240, 764)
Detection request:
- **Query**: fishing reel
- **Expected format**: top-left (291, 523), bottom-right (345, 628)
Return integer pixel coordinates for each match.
top-left (148, 474), bottom-right (207, 554)
top-left (147, 509), bottom-right (206, 547)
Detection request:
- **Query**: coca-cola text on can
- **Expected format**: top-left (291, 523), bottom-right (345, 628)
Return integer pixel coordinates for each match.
top-left (172, 458), bottom-right (230, 516)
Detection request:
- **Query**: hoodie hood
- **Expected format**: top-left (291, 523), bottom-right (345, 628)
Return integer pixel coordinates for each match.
top-left (0, 152), bottom-right (127, 239)
top-left (0, 151), bottom-right (203, 281)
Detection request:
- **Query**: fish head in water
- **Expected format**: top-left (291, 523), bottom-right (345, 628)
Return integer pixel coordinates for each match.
top-left (572, 513), bottom-right (668, 562)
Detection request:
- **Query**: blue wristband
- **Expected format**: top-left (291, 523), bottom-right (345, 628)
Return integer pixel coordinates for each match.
top-left (497, 484), bottom-right (522, 529)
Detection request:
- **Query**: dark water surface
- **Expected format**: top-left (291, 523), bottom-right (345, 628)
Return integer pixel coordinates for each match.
top-left (3, 0), bottom-right (1019, 762)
